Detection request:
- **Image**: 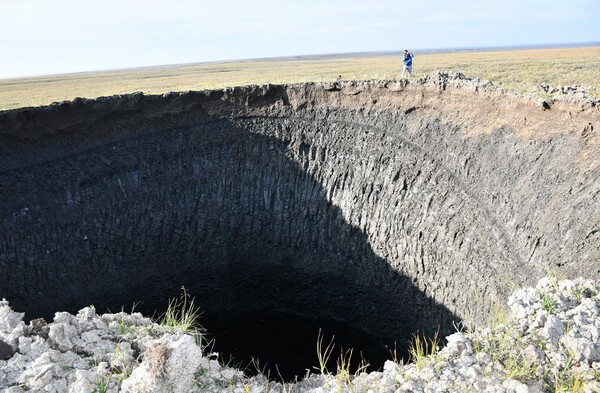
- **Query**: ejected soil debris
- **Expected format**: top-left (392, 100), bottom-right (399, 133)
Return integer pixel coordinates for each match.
top-left (1, 277), bottom-right (599, 392)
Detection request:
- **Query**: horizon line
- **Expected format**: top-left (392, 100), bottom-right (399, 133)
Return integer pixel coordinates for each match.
top-left (2, 40), bottom-right (599, 81)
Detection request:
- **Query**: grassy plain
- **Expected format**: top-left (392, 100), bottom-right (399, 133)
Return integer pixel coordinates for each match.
top-left (1, 46), bottom-right (599, 111)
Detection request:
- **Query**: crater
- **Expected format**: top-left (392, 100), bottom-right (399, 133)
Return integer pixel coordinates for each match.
top-left (0, 76), bottom-right (598, 380)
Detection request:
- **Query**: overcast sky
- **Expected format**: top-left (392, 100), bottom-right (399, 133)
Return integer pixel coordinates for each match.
top-left (0, 0), bottom-right (598, 78)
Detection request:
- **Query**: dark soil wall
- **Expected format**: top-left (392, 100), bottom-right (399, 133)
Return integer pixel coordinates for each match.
top-left (0, 78), bottom-right (598, 339)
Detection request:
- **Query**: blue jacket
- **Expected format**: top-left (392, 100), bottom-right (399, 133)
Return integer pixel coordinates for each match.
top-left (403, 53), bottom-right (413, 66)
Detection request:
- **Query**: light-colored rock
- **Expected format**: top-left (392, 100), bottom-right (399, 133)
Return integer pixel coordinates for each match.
top-left (446, 332), bottom-right (472, 358)
top-left (68, 369), bottom-right (100, 393)
top-left (0, 300), bottom-right (26, 353)
top-left (16, 351), bottom-right (59, 390)
top-left (542, 315), bottom-right (564, 343)
top-left (121, 334), bottom-right (202, 393)
top-left (48, 323), bottom-right (78, 351)
top-left (5, 387), bottom-right (25, 393)
top-left (53, 312), bottom-right (74, 325)
top-left (503, 379), bottom-right (530, 393)
top-left (584, 379), bottom-right (600, 393)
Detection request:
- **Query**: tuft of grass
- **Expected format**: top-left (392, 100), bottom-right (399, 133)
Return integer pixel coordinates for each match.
top-left (111, 342), bottom-right (133, 386)
top-left (549, 360), bottom-right (588, 393)
top-left (315, 329), bottom-right (336, 375)
top-left (389, 341), bottom-right (400, 364)
top-left (333, 348), bottom-right (370, 393)
top-left (408, 330), bottom-right (439, 371)
top-left (541, 293), bottom-right (557, 314)
top-left (479, 325), bottom-right (539, 383)
top-left (504, 352), bottom-right (538, 382)
top-left (158, 287), bottom-right (205, 337)
top-left (336, 349), bottom-right (353, 391)
top-left (117, 302), bottom-right (139, 335)
top-left (544, 268), bottom-right (564, 292)
top-left (61, 364), bottom-right (72, 372)
top-left (490, 302), bottom-right (508, 330)
top-left (570, 368), bottom-right (587, 393)
top-left (92, 374), bottom-right (110, 393)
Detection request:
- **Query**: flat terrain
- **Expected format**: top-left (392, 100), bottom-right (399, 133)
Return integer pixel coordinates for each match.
top-left (1, 46), bottom-right (599, 110)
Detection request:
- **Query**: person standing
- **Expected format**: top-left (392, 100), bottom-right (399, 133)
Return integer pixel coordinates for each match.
top-left (401, 49), bottom-right (414, 79)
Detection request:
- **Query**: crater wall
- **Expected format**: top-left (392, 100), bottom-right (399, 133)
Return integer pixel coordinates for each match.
top-left (0, 76), bottom-right (598, 339)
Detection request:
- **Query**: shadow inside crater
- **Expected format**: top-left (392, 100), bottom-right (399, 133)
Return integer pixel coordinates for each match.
top-left (0, 115), bottom-right (460, 380)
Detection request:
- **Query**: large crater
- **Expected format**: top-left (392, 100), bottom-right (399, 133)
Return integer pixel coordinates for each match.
top-left (0, 76), bottom-right (599, 379)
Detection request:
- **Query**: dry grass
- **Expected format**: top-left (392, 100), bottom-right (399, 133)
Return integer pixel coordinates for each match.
top-left (147, 344), bottom-right (170, 378)
top-left (1, 46), bottom-right (599, 110)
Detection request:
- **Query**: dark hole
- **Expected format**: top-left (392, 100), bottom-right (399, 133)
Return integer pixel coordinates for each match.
top-left (125, 261), bottom-right (423, 382)
top-left (201, 310), bottom-right (395, 381)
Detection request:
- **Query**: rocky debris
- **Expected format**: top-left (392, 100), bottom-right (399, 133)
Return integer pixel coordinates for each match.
top-left (536, 83), bottom-right (598, 107)
top-left (364, 276), bottom-right (599, 393)
top-left (0, 276), bottom-right (599, 392)
top-left (421, 69), bottom-right (494, 92)
top-left (417, 70), bottom-right (599, 110)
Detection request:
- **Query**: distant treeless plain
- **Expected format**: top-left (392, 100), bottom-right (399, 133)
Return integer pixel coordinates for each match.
top-left (1, 46), bottom-right (599, 111)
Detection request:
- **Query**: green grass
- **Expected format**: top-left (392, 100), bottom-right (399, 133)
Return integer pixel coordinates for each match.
top-left (158, 287), bottom-right (205, 338)
top-left (91, 368), bottom-right (110, 393)
top-left (315, 329), bottom-right (336, 374)
top-left (334, 348), bottom-right (371, 393)
top-left (91, 382), bottom-right (108, 393)
top-left (504, 352), bottom-right (538, 382)
top-left (477, 328), bottom-right (539, 384)
top-left (541, 293), bottom-right (557, 314)
top-left (408, 330), bottom-right (440, 371)
top-left (548, 357), bottom-right (588, 393)
top-left (1, 46), bottom-right (598, 110)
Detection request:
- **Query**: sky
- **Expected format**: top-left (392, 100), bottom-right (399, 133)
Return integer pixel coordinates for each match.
top-left (0, 0), bottom-right (598, 78)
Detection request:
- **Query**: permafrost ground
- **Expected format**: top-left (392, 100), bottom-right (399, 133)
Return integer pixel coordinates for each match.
top-left (0, 72), bottom-right (599, 391)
